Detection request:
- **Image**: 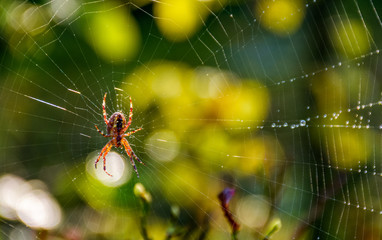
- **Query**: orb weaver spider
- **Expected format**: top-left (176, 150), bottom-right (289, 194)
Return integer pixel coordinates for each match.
top-left (95, 93), bottom-right (144, 178)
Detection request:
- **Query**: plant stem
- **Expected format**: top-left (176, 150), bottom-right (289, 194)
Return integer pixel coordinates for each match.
top-left (140, 215), bottom-right (150, 240)
top-left (232, 231), bottom-right (238, 240)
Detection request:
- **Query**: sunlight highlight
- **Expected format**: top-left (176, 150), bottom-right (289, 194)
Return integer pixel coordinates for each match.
top-left (145, 130), bottom-right (180, 162)
top-left (0, 175), bottom-right (62, 230)
top-left (87, 151), bottom-right (131, 187)
top-left (49, 0), bottom-right (79, 23)
top-left (236, 195), bottom-right (270, 228)
top-left (7, 2), bottom-right (48, 35)
top-left (17, 189), bottom-right (62, 229)
top-left (0, 174), bottom-right (32, 220)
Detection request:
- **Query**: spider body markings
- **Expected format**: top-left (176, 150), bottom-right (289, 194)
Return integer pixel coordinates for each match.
top-left (95, 93), bottom-right (144, 178)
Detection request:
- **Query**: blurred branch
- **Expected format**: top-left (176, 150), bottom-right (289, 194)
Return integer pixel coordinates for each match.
top-left (197, 212), bottom-right (211, 240)
top-left (165, 205), bottom-right (188, 239)
top-left (218, 188), bottom-right (240, 240)
top-left (260, 160), bottom-right (287, 239)
top-left (134, 183), bottom-right (152, 240)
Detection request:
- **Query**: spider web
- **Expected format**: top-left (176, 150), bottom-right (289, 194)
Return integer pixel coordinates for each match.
top-left (0, 0), bottom-right (382, 239)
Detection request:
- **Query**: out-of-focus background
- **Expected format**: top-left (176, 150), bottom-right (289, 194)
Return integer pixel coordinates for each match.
top-left (0, 0), bottom-right (382, 239)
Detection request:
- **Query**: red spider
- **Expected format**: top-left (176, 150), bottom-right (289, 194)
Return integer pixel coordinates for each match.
top-left (95, 93), bottom-right (144, 177)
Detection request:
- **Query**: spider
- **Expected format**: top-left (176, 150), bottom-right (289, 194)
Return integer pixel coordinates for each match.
top-left (95, 93), bottom-right (144, 178)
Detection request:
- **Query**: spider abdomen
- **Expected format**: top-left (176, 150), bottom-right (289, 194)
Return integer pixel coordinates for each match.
top-left (107, 112), bottom-right (127, 135)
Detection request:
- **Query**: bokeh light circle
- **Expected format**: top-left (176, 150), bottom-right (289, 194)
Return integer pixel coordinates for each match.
top-left (145, 129), bottom-right (180, 162)
top-left (86, 151), bottom-right (132, 187)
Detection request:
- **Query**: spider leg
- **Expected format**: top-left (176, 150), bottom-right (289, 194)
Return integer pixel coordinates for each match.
top-left (122, 138), bottom-right (145, 165)
top-left (102, 145), bottom-right (113, 177)
top-left (122, 96), bottom-right (133, 132)
top-left (95, 125), bottom-right (111, 137)
top-left (95, 142), bottom-right (109, 168)
top-left (129, 153), bottom-right (139, 178)
top-left (103, 93), bottom-right (108, 125)
top-left (123, 127), bottom-right (142, 137)
top-left (121, 138), bottom-right (144, 178)
top-left (131, 147), bottom-right (145, 165)
top-left (95, 140), bottom-right (113, 177)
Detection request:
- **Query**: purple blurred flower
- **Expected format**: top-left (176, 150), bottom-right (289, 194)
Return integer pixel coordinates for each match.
top-left (218, 188), bottom-right (235, 206)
